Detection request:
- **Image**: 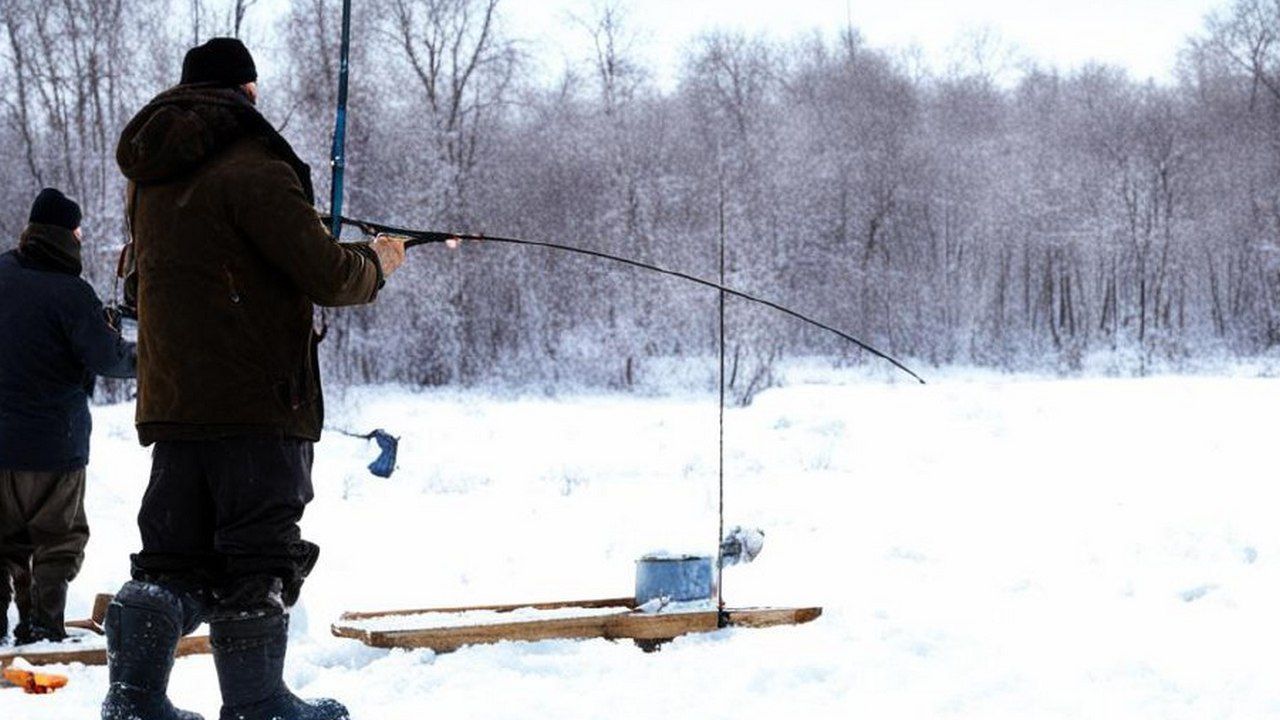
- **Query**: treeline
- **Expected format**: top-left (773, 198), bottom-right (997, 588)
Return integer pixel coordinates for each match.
top-left (3, 0), bottom-right (1280, 395)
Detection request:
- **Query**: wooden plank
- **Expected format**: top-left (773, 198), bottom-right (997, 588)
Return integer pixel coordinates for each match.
top-left (90, 593), bottom-right (113, 626)
top-left (365, 613), bottom-right (627, 653)
top-left (331, 623), bottom-right (369, 641)
top-left (0, 592), bottom-right (212, 669)
top-left (0, 635), bottom-right (211, 669)
top-left (175, 635), bottom-right (211, 658)
top-left (725, 607), bottom-right (823, 628)
top-left (604, 611), bottom-right (720, 640)
top-left (336, 605), bottom-right (822, 654)
top-left (63, 619), bottom-right (102, 634)
top-left (1, 645), bottom-right (110, 670)
top-left (53, 594), bottom-right (115, 635)
top-left (338, 597), bottom-right (635, 622)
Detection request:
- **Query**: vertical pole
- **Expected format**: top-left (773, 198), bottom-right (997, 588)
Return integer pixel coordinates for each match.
top-left (716, 154), bottom-right (727, 623)
top-left (329, 0), bottom-right (353, 240)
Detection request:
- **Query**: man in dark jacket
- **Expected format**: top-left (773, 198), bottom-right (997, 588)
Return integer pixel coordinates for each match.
top-left (101, 39), bottom-right (405, 720)
top-left (0, 188), bottom-right (137, 645)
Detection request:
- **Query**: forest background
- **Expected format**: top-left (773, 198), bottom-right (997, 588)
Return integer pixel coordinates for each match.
top-left (4, 0), bottom-right (1280, 400)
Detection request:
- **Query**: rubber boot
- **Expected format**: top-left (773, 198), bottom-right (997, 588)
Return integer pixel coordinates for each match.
top-left (21, 561), bottom-right (72, 643)
top-left (100, 581), bottom-right (204, 720)
top-left (2, 558), bottom-right (31, 645)
top-left (210, 610), bottom-right (348, 720)
top-left (0, 557), bottom-right (15, 645)
top-left (12, 559), bottom-right (32, 637)
top-left (0, 578), bottom-right (9, 645)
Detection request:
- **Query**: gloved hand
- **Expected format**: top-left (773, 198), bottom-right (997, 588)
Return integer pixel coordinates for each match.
top-left (720, 526), bottom-right (766, 567)
top-left (103, 302), bottom-right (137, 332)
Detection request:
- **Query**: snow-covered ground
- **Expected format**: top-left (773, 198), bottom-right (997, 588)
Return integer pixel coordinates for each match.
top-left (4, 369), bottom-right (1280, 719)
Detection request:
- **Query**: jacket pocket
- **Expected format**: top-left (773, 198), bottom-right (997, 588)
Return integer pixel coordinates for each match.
top-left (223, 264), bottom-right (243, 307)
top-left (274, 377), bottom-right (302, 411)
top-left (274, 332), bottom-right (321, 413)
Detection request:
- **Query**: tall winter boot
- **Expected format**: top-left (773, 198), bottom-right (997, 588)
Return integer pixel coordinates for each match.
top-left (23, 560), bottom-right (75, 643)
top-left (0, 571), bottom-right (9, 645)
top-left (210, 610), bottom-right (348, 720)
top-left (100, 581), bottom-right (204, 720)
top-left (3, 558), bottom-right (32, 645)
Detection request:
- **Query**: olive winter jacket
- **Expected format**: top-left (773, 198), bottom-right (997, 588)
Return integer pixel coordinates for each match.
top-left (116, 85), bottom-right (382, 444)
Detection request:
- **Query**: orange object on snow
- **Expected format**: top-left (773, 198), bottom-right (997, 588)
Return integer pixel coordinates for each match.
top-left (3, 666), bottom-right (69, 694)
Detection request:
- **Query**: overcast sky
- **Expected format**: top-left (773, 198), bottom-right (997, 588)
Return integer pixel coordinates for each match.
top-left (251, 0), bottom-right (1226, 87)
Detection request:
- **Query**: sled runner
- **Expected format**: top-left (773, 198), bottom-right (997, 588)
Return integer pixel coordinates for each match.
top-left (0, 593), bottom-right (211, 669)
top-left (331, 597), bottom-right (821, 653)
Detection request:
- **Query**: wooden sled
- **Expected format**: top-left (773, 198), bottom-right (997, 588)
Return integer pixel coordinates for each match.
top-left (0, 593), bottom-right (211, 669)
top-left (332, 597), bottom-right (821, 654)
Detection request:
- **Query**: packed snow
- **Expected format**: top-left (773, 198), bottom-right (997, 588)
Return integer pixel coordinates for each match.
top-left (0, 627), bottom-right (106, 655)
top-left (342, 606), bottom-right (632, 633)
top-left (4, 368), bottom-right (1280, 719)
top-left (634, 598), bottom-right (718, 614)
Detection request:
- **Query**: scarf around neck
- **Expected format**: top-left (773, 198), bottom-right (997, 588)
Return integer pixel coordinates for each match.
top-left (19, 222), bottom-right (83, 275)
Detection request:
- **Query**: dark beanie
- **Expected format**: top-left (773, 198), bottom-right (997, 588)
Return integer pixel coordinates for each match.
top-left (181, 37), bottom-right (257, 87)
top-left (28, 188), bottom-right (82, 231)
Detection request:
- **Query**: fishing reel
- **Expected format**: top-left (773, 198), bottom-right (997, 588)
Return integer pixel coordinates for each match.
top-left (107, 237), bottom-right (139, 339)
top-left (103, 301), bottom-right (139, 341)
top-left (720, 526), bottom-right (765, 567)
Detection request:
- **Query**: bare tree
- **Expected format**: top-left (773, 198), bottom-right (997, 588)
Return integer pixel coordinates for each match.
top-left (1200, 0), bottom-right (1280, 108)
top-left (0, 0), bottom-right (167, 286)
top-left (380, 0), bottom-right (518, 222)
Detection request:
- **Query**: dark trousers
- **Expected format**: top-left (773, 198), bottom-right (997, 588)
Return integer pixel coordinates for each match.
top-left (131, 437), bottom-right (320, 615)
top-left (0, 468), bottom-right (89, 637)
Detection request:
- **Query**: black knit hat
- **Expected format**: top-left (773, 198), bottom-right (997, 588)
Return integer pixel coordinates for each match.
top-left (28, 188), bottom-right (82, 231)
top-left (181, 37), bottom-right (257, 87)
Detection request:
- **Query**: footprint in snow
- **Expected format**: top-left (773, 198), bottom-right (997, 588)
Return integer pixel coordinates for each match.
top-left (1180, 584), bottom-right (1218, 603)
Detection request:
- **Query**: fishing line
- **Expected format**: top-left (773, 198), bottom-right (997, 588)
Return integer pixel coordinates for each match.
top-left (327, 215), bottom-right (927, 385)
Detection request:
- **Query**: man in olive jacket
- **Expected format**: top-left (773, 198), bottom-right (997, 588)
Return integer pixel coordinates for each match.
top-left (0, 188), bottom-right (136, 646)
top-left (102, 39), bottom-right (405, 720)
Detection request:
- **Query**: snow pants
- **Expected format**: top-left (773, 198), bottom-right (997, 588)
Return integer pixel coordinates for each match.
top-left (0, 468), bottom-right (89, 637)
top-left (130, 438), bottom-right (320, 614)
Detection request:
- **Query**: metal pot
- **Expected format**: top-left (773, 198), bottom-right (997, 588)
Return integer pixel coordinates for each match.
top-left (635, 554), bottom-right (715, 605)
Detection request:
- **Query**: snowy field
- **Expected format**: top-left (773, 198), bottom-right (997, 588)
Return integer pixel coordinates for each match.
top-left (4, 368), bottom-right (1280, 719)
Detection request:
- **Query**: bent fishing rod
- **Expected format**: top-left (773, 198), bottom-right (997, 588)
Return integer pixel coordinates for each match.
top-left (325, 214), bottom-right (926, 385)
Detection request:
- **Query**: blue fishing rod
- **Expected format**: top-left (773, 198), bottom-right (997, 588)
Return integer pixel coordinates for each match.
top-left (323, 0), bottom-right (401, 479)
top-left (329, 0), bottom-right (352, 240)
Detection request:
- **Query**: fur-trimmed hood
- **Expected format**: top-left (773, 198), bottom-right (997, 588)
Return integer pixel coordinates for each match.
top-left (116, 84), bottom-right (315, 203)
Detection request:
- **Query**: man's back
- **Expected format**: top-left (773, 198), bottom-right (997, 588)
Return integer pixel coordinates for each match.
top-left (117, 85), bottom-right (382, 444)
top-left (99, 38), bottom-right (405, 720)
top-left (0, 247), bottom-right (129, 471)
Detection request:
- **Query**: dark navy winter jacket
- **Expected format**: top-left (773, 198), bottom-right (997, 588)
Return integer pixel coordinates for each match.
top-left (0, 248), bottom-right (136, 471)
